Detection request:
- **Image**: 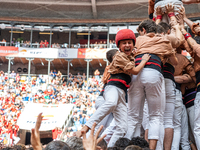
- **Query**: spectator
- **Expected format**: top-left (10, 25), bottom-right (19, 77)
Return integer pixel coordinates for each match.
top-left (94, 69), bottom-right (100, 81)
top-left (39, 40), bottom-right (44, 48)
top-left (65, 136), bottom-right (84, 149)
top-left (52, 43), bottom-right (56, 48)
top-left (10, 71), bottom-right (16, 80)
top-left (53, 70), bottom-right (57, 79)
top-left (56, 71), bottom-right (62, 81)
top-left (56, 43), bottom-right (60, 48)
top-left (44, 40), bottom-right (49, 48)
top-left (2, 39), bottom-right (6, 42)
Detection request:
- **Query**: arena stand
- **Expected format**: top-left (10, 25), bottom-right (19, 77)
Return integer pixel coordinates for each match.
top-left (0, 67), bottom-right (103, 147)
top-left (0, 28), bottom-right (113, 147)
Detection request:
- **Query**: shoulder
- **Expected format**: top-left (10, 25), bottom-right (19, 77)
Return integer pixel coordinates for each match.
top-left (114, 51), bottom-right (127, 58)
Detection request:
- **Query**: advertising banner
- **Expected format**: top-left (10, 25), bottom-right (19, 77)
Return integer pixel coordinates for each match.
top-left (77, 49), bottom-right (86, 58)
top-left (17, 103), bottom-right (74, 131)
top-left (129, 25), bottom-right (138, 33)
top-left (18, 48), bottom-right (58, 58)
top-left (0, 46), bottom-right (19, 56)
top-left (77, 48), bottom-right (107, 59)
top-left (85, 49), bottom-right (107, 59)
top-left (58, 48), bottom-right (78, 58)
top-left (109, 26), bottom-right (127, 34)
top-left (0, 47), bottom-right (112, 59)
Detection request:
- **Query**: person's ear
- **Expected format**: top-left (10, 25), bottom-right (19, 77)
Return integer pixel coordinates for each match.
top-left (143, 28), bottom-right (146, 34)
top-left (167, 29), bottom-right (171, 34)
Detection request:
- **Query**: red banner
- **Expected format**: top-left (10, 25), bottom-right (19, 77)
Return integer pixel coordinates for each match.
top-left (0, 46), bottom-right (19, 56)
top-left (77, 49), bottom-right (86, 58)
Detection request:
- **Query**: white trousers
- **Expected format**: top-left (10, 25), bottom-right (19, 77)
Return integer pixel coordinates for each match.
top-left (142, 100), bottom-right (149, 131)
top-left (101, 103), bottom-right (129, 144)
top-left (125, 68), bottom-right (165, 140)
top-left (93, 95), bottom-right (115, 143)
top-left (187, 105), bottom-right (196, 144)
top-left (142, 100), bottom-right (164, 150)
top-left (194, 92), bottom-right (200, 149)
top-left (94, 95), bottom-right (114, 135)
top-left (102, 118), bottom-right (116, 143)
top-left (164, 79), bottom-right (175, 129)
top-left (85, 85), bottom-right (127, 147)
top-left (171, 89), bottom-right (183, 150)
top-left (180, 104), bottom-right (191, 150)
top-left (95, 95), bottom-right (105, 110)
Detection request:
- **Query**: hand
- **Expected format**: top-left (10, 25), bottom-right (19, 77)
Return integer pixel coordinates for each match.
top-left (75, 125), bottom-right (89, 137)
top-left (82, 123), bottom-right (106, 150)
top-left (178, 6), bottom-right (186, 19)
top-left (170, 20), bottom-right (178, 27)
top-left (141, 54), bottom-right (151, 62)
top-left (175, 14), bottom-right (184, 26)
top-left (165, 3), bottom-right (174, 13)
top-left (31, 113), bottom-right (43, 150)
top-left (156, 6), bottom-right (163, 16)
top-left (194, 26), bottom-right (200, 35)
top-left (132, 47), bottom-right (138, 54)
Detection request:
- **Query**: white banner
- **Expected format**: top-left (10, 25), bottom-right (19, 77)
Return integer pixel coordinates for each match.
top-left (17, 103), bottom-right (74, 131)
top-left (58, 48), bottom-right (78, 58)
top-left (129, 25), bottom-right (138, 33)
top-left (109, 26), bottom-right (127, 34)
top-left (18, 48), bottom-right (58, 58)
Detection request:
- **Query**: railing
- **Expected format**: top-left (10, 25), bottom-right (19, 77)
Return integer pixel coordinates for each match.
top-left (0, 42), bottom-right (7, 46)
top-left (1, 42), bottom-right (117, 49)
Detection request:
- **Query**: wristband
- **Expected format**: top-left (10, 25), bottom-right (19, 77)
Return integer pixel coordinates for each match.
top-left (168, 12), bottom-right (175, 18)
top-left (184, 33), bottom-right (192, 40)
top-left (153, 17), bottom-right (156, 21)
top-left (156, 15), bottom-right (162, 20)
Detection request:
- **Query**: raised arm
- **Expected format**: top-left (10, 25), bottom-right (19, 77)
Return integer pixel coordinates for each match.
top-left (179, 6), bottom-right (200, 36)
top-left (155, 6), bottom-right (162, 24)
top-left (31, 113), bottom-right (43, 150)
top-left (148, 0), bottom-right (155, 19)
top-left (165, 4), bottom-right (178, 25)
top-left (127, 54), bottom-right (151, 75)
top-left (181, 27), bottom-right (200, 58)
top-left (182, 0), bottom-right (200, 5)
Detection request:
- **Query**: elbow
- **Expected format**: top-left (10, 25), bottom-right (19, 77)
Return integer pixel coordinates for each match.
top-left (177, 79), bottom-right (184, 84)
top-left (130, 69), bottom-right (140, 75)
top-left (132, 71), bottom-right (139, 75)
top-left (133, 68), bottom-right (141, 75)
top-left (172, 60), bottom-right (178, 66)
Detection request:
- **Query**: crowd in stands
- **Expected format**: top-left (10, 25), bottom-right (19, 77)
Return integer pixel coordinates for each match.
top-left (0, 69), bottom-right (103, 148)
top-left (0, 37), bottom-right (118, 49)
